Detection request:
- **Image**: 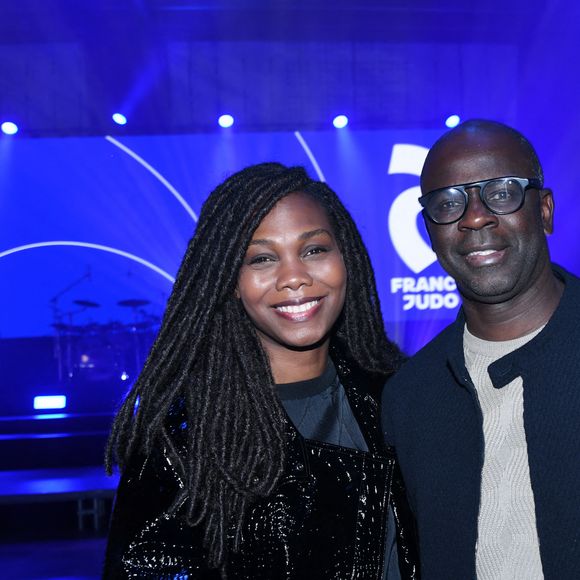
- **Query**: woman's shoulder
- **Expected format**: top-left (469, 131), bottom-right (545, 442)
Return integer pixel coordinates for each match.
top-left (104, 437), bottom-right (212, 578)
top-left (331, 347), bottom-right (386, 404)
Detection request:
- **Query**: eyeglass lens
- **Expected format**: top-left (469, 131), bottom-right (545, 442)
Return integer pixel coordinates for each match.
top-left (425, 178), bottom-right (525, 224)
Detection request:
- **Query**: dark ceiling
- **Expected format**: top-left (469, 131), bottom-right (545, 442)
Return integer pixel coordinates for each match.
top-left (0, 0), bottom-right (548, 43)
top-left (0, 0), bottom-right (576, 137)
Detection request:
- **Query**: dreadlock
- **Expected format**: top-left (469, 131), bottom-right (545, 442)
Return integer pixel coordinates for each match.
top-left (106, 162), bottom-right (402, 572)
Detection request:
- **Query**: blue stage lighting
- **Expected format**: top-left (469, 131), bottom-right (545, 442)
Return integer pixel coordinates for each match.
top-left (121, 371), bottom-right (129, 381)
top-left (34, 413), bottom-right (68, 420)
top-left (1, 121), bottom-right (18, 135)
top-left (34, 395), bottom-right (67, 410)
top-left (333, 115), bottom-right (349, 129)
top-left (112, 113), bottom-right (128, 126)
top-left (445, 115), bottom-right (461, 128)
top-left (218, 114), bottom-right (234, 128)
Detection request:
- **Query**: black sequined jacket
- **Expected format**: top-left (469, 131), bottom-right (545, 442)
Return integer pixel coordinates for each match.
top-left (103, 355), bottom-right (419, 579)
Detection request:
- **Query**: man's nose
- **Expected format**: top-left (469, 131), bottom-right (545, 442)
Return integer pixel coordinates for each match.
top-left (458, 189), bottom-right (498, 231)
top-left (275, 258), bottom-right (313, 291)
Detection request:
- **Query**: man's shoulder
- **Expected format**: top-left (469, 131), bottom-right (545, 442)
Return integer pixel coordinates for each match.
top-left (385, 320), bottom-right (458, 398)
top-left (554, 263), bottom-right (580, 283)
top-left (402, 322), bottom-right (456, 369)
top-left (382, 320), bottom-right (460, 440)
top-left (548, 263), bottom-right (580, 327)
top-left (554, 263), bottom-right (580, 298)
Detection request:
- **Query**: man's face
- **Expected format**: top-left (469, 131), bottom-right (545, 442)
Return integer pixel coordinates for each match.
top-left (421, 129), bottom-right (554, 304)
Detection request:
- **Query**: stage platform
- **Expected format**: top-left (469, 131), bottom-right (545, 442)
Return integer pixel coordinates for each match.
top-left (0, 466), bottom-right (119, 532)
top-left (0, 411), bottom-right (119, 536)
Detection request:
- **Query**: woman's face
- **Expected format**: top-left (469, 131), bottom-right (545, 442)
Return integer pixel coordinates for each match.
top-left (237, 192), bottom-right (347, 358)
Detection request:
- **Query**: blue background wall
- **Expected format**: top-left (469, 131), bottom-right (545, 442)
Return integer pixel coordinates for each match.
top-left (2, 0), bottom-right (580, 416)
top-left (1, 127), bottom-right (577, 356)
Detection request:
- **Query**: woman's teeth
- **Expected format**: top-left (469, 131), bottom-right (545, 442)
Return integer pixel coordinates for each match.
top-left (276, 300), bottom-right (319, 313)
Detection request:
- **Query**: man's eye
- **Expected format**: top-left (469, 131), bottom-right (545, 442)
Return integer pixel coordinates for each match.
top-left (439, 199), bottom-right (462, 210)
top-left (486, 189), bottom-right (511, 202)
top-left (247, 255), bottom-right (275, 266)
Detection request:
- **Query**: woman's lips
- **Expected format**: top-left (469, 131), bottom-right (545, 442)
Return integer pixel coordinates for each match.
top-left (272, 298), bottom-right (323, 321)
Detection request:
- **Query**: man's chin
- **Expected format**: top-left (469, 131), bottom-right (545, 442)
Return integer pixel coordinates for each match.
top-left (458, 280), bottom-right (518, 304)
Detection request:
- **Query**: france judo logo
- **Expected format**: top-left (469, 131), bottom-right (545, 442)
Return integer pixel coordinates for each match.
top-left (387, 144), bottom-right (459, 311)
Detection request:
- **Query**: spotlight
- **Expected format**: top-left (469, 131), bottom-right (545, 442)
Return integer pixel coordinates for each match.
top-left (112, 113), bottom-right (127, 126)
top-left (445, 115), bottom-right (461, 128)
top-left (1, 121), bottom-right (18, 135)
top-left (218, 114), bottom-right (234, 128)
top-left (333, 115), bottom-right (349, 129)
top-left (121, 371), bottom-right (129, 381)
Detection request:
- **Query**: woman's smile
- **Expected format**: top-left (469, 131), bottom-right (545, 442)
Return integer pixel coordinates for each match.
top-left (272, 297), bottom-right (323, 321)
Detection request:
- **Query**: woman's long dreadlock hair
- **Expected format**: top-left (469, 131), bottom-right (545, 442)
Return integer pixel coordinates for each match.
top-left (106, 162), bottom-right (402, 571)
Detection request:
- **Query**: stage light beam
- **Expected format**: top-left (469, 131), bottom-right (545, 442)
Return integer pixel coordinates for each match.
top-left (218, 114), bottom-right (234, 128)
top-left (1, 121), bottom-right (18, 135)
top-left (445, 115), bottom-right (461, 128)
top-left (112, 113), bottom-right (128, 126)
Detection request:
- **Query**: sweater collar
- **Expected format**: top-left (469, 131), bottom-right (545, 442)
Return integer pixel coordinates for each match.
top-left (448, 264), bottom-right (574, 389)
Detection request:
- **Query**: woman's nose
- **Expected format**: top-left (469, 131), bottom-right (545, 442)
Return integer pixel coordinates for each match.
top-left (275, 259), bottom-right (313, 291)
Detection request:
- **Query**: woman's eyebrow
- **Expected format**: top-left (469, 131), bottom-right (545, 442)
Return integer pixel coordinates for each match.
top-left (248, 228), bottom-right (331, 247)
top-left (299, 228), bottom-right (332, 241)
top-left (247, 238), bottom-right (272, 247)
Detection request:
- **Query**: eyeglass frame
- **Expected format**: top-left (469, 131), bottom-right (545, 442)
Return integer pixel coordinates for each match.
top-left (419, 176), bottom-right (544, 225)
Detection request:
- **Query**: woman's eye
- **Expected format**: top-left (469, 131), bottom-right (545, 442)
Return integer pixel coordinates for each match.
top-left (247, 254), bottom-right (275, 266)
top-left (304, 245), bottom-right (330, 257)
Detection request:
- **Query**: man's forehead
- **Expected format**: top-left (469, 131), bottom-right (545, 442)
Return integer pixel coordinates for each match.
top-left (421, 129), bottom-right (535, 192)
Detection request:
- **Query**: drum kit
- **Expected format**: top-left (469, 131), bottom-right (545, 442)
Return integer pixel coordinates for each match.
top-left (52, 297), bottom-right (161, 384)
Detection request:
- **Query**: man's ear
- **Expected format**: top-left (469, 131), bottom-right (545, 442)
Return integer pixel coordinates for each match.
top-left (539, 188), bottom-right (555, 235)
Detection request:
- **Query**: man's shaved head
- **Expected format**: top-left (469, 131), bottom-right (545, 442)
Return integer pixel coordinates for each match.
top-left (421, 119), bottom-right (543, 195)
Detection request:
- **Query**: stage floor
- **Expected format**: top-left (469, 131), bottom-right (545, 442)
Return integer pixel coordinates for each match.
top-left (0, 536), bottom-right (106, 580)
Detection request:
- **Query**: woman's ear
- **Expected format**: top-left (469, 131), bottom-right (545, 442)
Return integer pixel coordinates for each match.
top-left (234, 286), bottom-right (240, 299)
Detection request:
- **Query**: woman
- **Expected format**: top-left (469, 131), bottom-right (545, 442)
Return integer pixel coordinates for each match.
top-left (104, 163), bottom-right (418, 579)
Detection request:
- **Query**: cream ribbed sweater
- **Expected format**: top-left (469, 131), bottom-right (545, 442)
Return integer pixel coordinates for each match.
top-left (463, 325), bottom-right (544, 580)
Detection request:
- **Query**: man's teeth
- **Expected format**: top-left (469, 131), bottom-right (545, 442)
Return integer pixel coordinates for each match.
top-left (276, 300), bottom-right (319, 313)
top-left (468, 249), bottom-right (496, 256)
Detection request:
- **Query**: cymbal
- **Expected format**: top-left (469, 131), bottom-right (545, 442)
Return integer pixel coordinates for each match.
top-left (118, 299), bottom-right (150, 308)
top-left (74, 299), bottom-right (100, 308)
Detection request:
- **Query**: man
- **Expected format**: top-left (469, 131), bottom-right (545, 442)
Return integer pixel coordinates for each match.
top-left (382, 120), bottom-right (579, 579)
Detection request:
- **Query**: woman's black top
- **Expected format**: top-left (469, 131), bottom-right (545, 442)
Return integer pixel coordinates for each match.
top-left (103, 353), bottom-right (419, 579)
top-left (277, 360), bottom-right (401, 580)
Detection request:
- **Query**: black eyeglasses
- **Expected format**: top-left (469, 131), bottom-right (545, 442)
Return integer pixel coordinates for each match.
top-left (419, 176), bottom-right (543, 225)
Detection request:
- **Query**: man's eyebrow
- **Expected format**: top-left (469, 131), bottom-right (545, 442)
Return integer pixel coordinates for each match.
top-left (248, 228), bottom-right (332, 246)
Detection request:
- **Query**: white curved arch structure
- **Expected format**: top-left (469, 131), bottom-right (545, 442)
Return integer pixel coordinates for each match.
top-left (105, 135), bottom-right (198, 223)
top-left (0, 241), bottom-right (175, 283)
top-left (294, 131), bottom-right (326, 182)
